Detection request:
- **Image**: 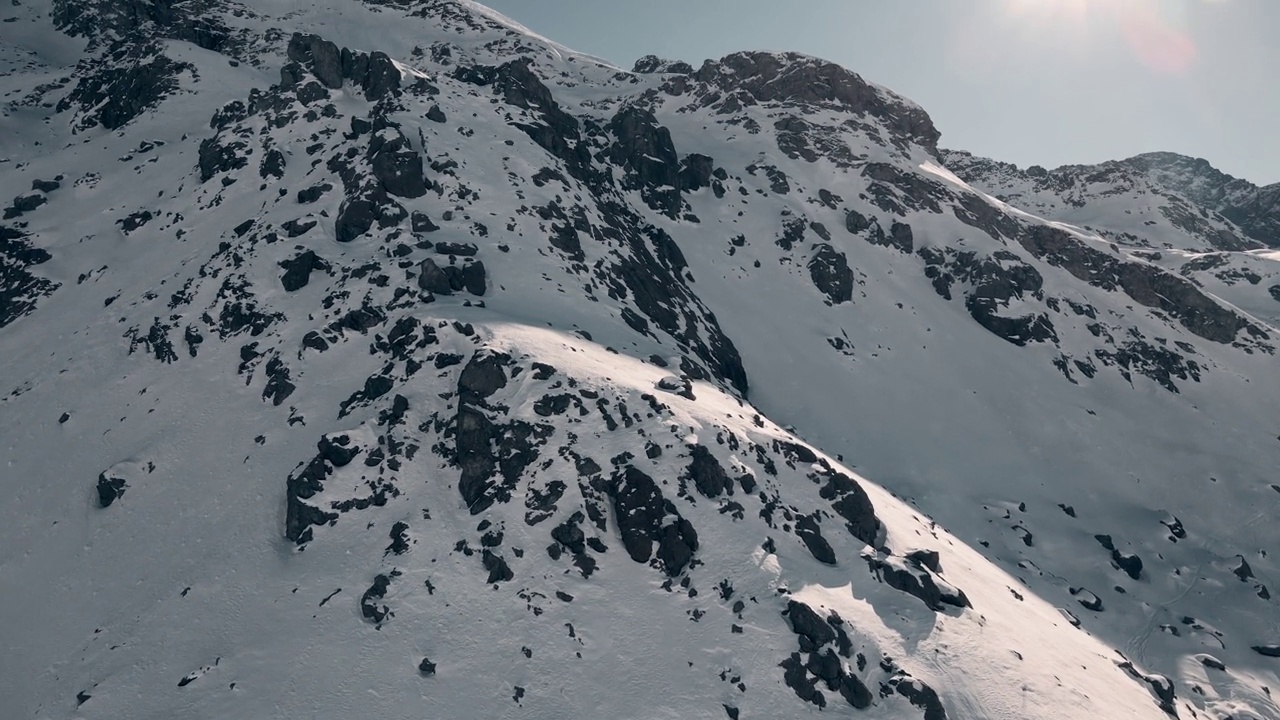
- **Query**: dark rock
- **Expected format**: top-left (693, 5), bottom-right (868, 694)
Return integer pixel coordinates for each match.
top-left (285, 457), bottom-right (337, 544)
top-left (279, 61), bottom-right (304, 87)
top-left (434, 241), bottom-right (479, 257)
top-left (633, 55), bottom-right (694, 74)
top-left (607, 105), bottom-right (684, 218)
top-left (58, 45), bottom-right (191, 131)
top-left (259, 147), bottom-right (286, 179)
top-left (895, 678), bottom-right (949, 720)
top-left (534, 393), bottom-right (574, 417)
top-left (198, 135), bottom-right (247, 182)
top-left (360, 573), bottom-right (394, 624)
top-left (1017, 224), bottom-right (1254, 345)
top-left (552, 516), bottom-right (587, 554)
top-left (1199, 655), bottom-right (1226, 671)
top-left (907, 549), bottom-right (942, 573)
top-left (460, 260), bottom-right (486, 296)
top-left (678, 154), bottom-right (715, 192)
top-left (411, 211), bottom-right (439, 233)
top-left (482, 550), bottom-right (514, 583)
top-left (417, 258), bottom-right (452, 295)
top-left (262, 357), bottom-right (296, 406)
top-left (368, 126), bottom-right (426, 198)
top-left (297, 183), bottom-right (332, 204)
top-left (310, 40), bottom-right (342, 89)
top-left (1071, 587), bottom-right (1104, 612)
top-left (870, 555), bottom-right (970, 611)
top-left (786, 601), bottom-right (836, 648)
top-left (815, 469), bottom-right (880, 546)
top-left (11, 194), bottom-right (47, 214)
top-left (318, 434), bottom-right (360, 467)
top-left (608, 466), bottom-right (698, 575)
top-left (459, 350), bottom-right (510, 402)
top-left (433, 353), bottom-right (463, 369)
top-left (279, 250), bottom-right (329, 291)
top-left (418, 657), bottom-right (436, 675)
top-left (686, 445), bottom-right (730, 497)
top-left (1252, 645), bottom-right (1280, 658)
top-left (1117, 661), bottom-right (1176, 715)
top-left (362, 52), bottom-right (402, 101)
top-left (808, 244), bottom-right (854, 304)
top-left (780, 653), bottom-right (825, 707)
top-left (795, 515), bottom-right (837, 565)
top-left (96, 471), bottom-right (128, 507)
top-left (1113, 552), bottom-right (1143, 581)
top-left (694, 52), bottom-right (940, 151)
top-left (335, 188), bottom-right (406, 242)
top-left (0, 225), bottom-right (57, 329)
top-left (117, 210), bottom-right (153, 233)
top-left (281, 219), bottom-right (317, 238)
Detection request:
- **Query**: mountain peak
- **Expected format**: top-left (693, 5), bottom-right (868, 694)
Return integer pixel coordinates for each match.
top-left (691, 51), bottom-right (940, 153)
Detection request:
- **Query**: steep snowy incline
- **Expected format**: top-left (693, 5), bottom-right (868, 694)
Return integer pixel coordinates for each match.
top-left (0, 1), bottom-right (1278, 719)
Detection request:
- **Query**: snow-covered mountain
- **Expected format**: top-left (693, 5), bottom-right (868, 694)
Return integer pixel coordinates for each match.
top-left (2, 2), bottom-right (1279, 719)
top-left (942, 149), bottom-right (1280, 253)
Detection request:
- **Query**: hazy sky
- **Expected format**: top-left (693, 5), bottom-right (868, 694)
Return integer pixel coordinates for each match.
top-left (480, 0), bottom-right (1277, 185)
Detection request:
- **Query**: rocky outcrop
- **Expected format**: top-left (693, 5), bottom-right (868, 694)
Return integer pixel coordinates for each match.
top-left (455, 58), bottom-right (594, 183)
top-left (278, 251), bottom-right (330, 292)
top-left (632, 55), bottom-right (694, 75)
top-left (607, 106), bottom-right (683, 218)
top-left (691, 52), bottom-right (940, 153)
top-left (58, 42), bottom-right (193, 131)
top-left (287, 33), bottom-right (403, 101)
top-left (367, 126), bottom-right (427, 199)
top-left (808, 244), bottom-right (854, 304)
top-left (0, 226), bottom-right (58, 330)
top-left (607, 466), bottom-right (699, 576)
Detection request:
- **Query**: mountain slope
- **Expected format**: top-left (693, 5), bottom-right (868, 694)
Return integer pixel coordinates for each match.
top-left (1, 1), bottom-right (1278, 719)
top-left (941, 149), bottom-right (1280, 253)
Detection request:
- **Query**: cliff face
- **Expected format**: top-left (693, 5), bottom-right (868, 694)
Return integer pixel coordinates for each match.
top-left (1, 2), bottom-right (1278, 720)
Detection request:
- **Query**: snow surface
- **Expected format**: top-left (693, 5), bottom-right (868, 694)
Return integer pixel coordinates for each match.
top-left (0, 1), bottom-right (1278, 719)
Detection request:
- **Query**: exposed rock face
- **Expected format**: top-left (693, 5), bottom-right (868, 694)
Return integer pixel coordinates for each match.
top-left (607, 466), bottom-right (699, 576)
top-left (0, 227), bottom-right (58, 329)
top-left (455, 58), bottom-right (594, 183)
top-left (632, 55), bottom-right (694, 75)
top-left (58, 43), bottom-right (193, 131)
top-left (692, 52), bottom-right (940, 153)
top-left (287, 33), bottom-right (403, 100)
top-left (279, 251), bottom-right (330, 292)
top-left (1016, 225), bottom-right (1255, 344)
top-left (685, 444), bottom-right (731, 498)
top-left (607, 106), bottom-right (684, 218)
top-left (367, 126), bottom-right (427, 199)
top-left (808, 244), bottom-right (854, 304)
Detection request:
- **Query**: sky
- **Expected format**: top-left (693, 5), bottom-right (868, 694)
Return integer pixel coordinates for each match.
top-left (480, 0), bottom-right (1278, 186)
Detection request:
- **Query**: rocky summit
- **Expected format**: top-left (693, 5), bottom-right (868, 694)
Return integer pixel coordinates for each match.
top-left (2, 2), bottom-right (1279, 719)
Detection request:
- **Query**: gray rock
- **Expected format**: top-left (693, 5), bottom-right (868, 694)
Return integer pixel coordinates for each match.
top-left (417, 258), bottom-right (452, 295)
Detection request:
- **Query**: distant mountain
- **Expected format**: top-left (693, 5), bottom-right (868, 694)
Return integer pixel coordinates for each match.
top-left (942, 149), bottom-right (1280, 252)
top-left (2, 2), bottom-right (1279, 719)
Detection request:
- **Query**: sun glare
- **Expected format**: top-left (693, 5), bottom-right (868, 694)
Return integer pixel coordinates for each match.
top-left (1002, 0), bottom-right (1201, 74)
